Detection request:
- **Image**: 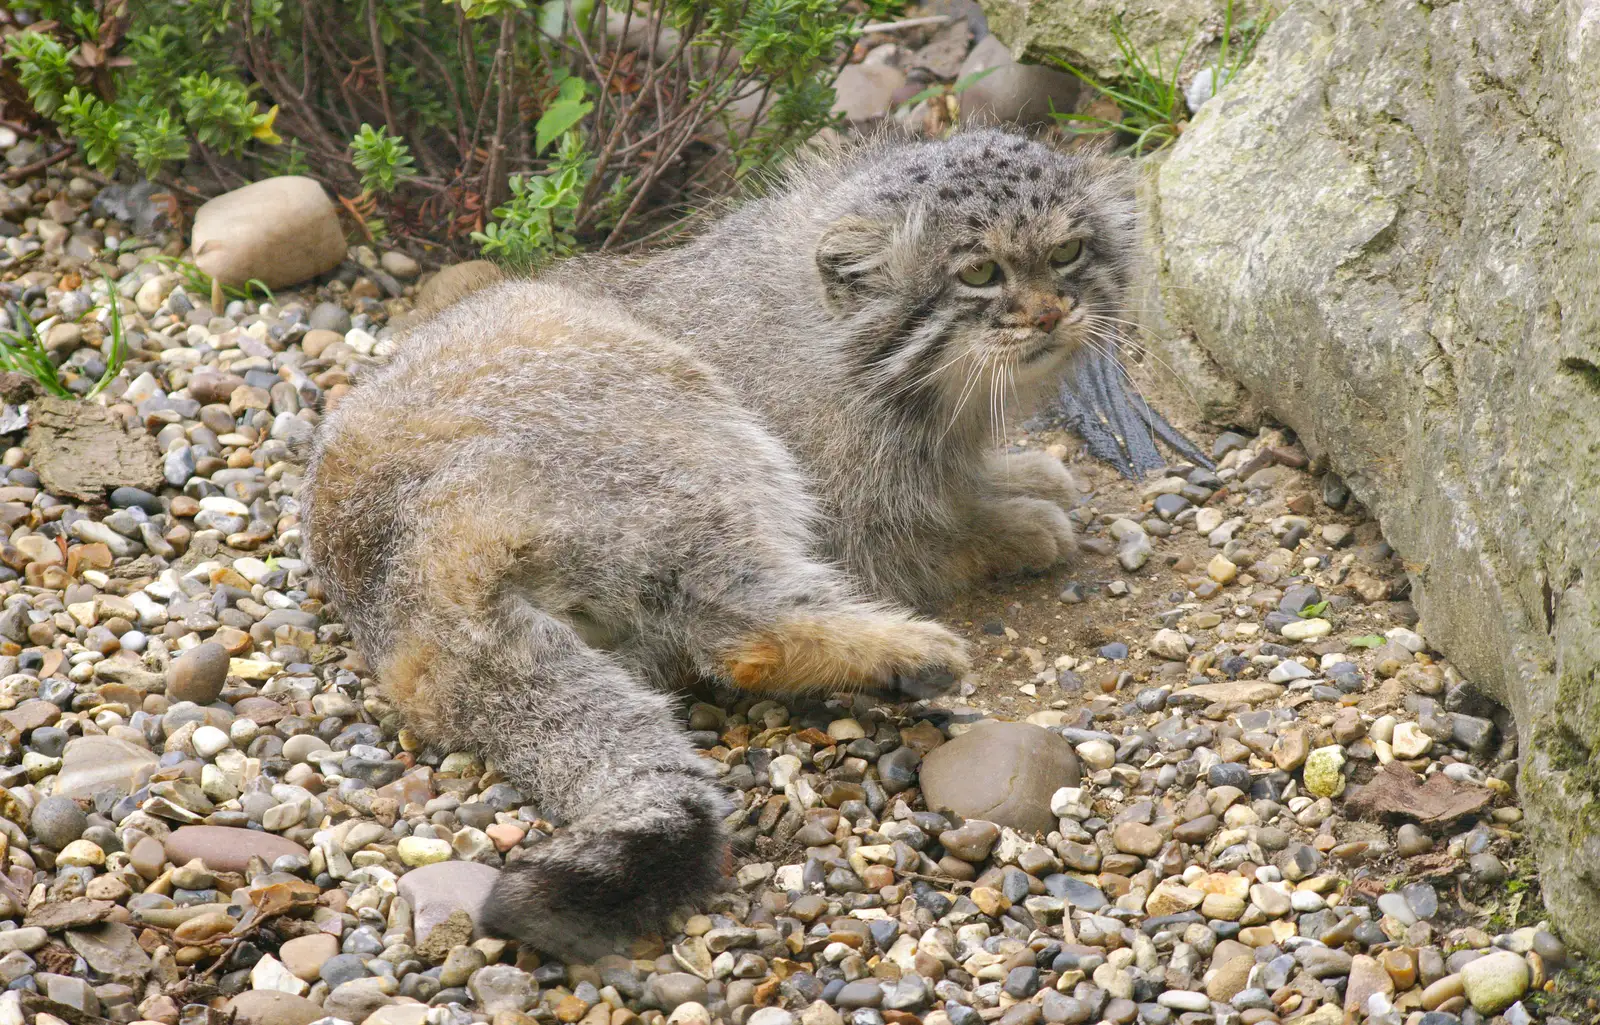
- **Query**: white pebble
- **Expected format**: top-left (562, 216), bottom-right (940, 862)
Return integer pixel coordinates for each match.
top-left (250, 954), bottom-right (307, 995)
top-left (232, 557), bottom-right (272, 583)
top-left (1386, 626), bottom-right (1425, 652)
top-left (1391, 722), bottom-right (1433, 759)
top-left (345, 328), bottom-right (377, 355)
top-left (768, 754), bottom-right (802, 789)
top-left (192, 725), bottom-right (231, 758)
top-left (1149, 629), bottom-right (1191, 660)
top-left (1443, 762), bottom-right (1486, 784)
top-left (1268, 660), bottom-right (1313, 683)
top-left (398, 836), bottom-right (453, 867)
top-left (1281, 618), bottom-right (1332, 641)
top-left (199, 495), bottom-right (250, 516)
top-left (56, 840), bottom-right (105, 867)
top-left (1050, 787), bottom-right (1088, 817)
top-left (1157, 990), bottom-right (1210, 1012)
top-left (1075, 740), bottom-right (1115, 771)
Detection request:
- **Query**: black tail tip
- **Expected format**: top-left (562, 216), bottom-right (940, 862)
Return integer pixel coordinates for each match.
top-left (481, 788), bottom-right (730, 961)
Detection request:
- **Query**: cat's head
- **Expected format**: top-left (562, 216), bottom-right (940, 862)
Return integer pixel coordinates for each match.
top-left (811, 129), bottom-right (1138, 429)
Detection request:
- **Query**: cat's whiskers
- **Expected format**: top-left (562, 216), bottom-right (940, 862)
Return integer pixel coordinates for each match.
top-left (1076, 330), bottom-right (1173, 456)
top-left (936, 350), bottom-right (992, 449)
top-left (1079, 318), bottom-right (1205, 418)
top-left (904, 340), bottom-right (980, 397)
top-left (946, 353), bottom-right (989, 426)
top-left (1080, 311), bottom-right (1200, 391)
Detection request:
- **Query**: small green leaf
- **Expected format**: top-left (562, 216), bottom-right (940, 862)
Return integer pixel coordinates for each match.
top-left (534, 99), bottom-right (592, 154)
top-left (1298, 601), bottom-right (1330, 618)
top-left (1348, 634), bottom-right (1385, 648)
top-left (538, 0), bottom-right (565, 36)
top-left (950, 65), bottom-right (1001, 96)
top-left (897, 83), bottom-right (946, 110)
top-left (556, 76), bottom-right (587, 103)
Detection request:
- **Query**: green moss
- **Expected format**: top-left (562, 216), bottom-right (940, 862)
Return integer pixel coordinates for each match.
top-left (1533, 954), bottom-right (1600, 1018)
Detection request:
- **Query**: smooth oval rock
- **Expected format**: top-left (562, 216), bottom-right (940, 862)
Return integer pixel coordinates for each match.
top-left (168, 642), bottom-right (229, 705)
top-left (1460, 950), bottom-right (1529, 1014)
top-left (164, 825), bottom-right (309, 873)
top-left (396, 859), bottom-right (500, 944)
top-left (223, 990), bottom-right (329, 1025)
top-left (279, 933), bottom-right (339, 982)
top-left (958, 35), bottom-right (1082, 129)
top-left (191, 176), bottom-right (347, 288)
top-left (31, 795), bottom-right (88, 848)
top-left (919, 721), bottom-right (1081, 832)
top-left (53, 735), bottom-right (158, 800)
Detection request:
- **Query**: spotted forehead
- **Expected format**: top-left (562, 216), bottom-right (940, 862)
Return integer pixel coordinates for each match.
top-left (852, 132), bottom-right (1097, 237)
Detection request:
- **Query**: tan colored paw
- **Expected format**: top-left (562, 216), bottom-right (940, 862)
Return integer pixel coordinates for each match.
top-left (989, 449), bottom-right (1080, 507)
top-left (722, 611), bottom-right (968, 698)
top-left (989, 496), bottom-right (1077, 575)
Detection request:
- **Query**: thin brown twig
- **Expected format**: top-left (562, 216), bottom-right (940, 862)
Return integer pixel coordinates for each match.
top-left (859, 14), bottom-right (954, 34)
top-left (365, 0), bottom-right (398, 136)
top-left (480, 12), bottom-right (516, 213)
top-left (299, 10), bottom-right (314, 100)
top-left (579, 1), bottom-right (705, 227)
top-left (411, 43), bottom-right (469, 157)
top-left (301, 0), bottom-right (368, 133)
top-left (898, 869), bottom-right (975, 890)
top-left (1, 145), bottom-right (71, 181)
top-left (243, 1), bottom-right (351, 173)
top-left (560, 0), bottom-right (608, 119)
top-left (458, 10), bottom-right (480, 115)
top-left (463, 23), bottom-right (508, 179)
top-left (611, 208), bottom-right (706, 252)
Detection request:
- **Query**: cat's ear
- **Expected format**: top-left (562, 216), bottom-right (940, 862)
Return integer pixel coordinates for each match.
top-left (816, 216), bottom-right (895, 312)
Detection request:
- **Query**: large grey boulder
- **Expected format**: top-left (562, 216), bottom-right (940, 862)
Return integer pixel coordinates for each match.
top-left (1149, 0), bottom-right (1600, 949)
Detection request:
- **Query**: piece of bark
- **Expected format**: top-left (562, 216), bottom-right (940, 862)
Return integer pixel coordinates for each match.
top-left (1344, 761), bottom-right (1493, 826)
top-left (23, 396), bottom-right (161, 501)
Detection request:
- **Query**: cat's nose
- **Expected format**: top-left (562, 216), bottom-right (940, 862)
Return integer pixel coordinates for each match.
top-left (1034, 303), bottom-right (1063, 332)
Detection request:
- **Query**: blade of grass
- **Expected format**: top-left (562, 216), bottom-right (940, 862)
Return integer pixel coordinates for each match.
top-left (0, 304), bottom-right (73, 399)
top-left (85, 279), bottom-right (126, 400)
top-left (1054, 60), bottom-right (1173, 121)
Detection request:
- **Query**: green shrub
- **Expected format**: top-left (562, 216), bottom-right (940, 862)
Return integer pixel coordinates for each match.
top-left (1051, 0), bottom-right (1273, 156)
top-left (1, 0), bottom-right (904, 264)
top-left (350, 124), bottom-right (418, 196)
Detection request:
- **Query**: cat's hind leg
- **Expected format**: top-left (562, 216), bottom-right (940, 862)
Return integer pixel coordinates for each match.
top-left (388, 595), bottom-right (731, 962)
top-left (683, 557), bottom-right (970, 701)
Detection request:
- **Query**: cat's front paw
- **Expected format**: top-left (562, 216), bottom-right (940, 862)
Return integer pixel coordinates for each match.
top-left (988, 449), bottom-right (1080, 507)
top-left (981, 496), bottom-right (1077, 576)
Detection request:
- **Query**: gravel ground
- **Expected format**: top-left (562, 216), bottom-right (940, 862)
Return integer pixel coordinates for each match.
top-left (0, 133), bottom-right (1586, 1025)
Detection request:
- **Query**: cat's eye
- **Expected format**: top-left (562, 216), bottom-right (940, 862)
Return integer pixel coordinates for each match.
top-left (958, 260), bottom-right (999, 287)
top-left (1050, 240), bottom-right (1084, 266)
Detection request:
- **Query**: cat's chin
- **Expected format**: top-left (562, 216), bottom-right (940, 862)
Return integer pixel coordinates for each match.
top-left (1007, 341), bottom-right (1077, 390)
top-left (1019, 337), bottom-right (1068, 365)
